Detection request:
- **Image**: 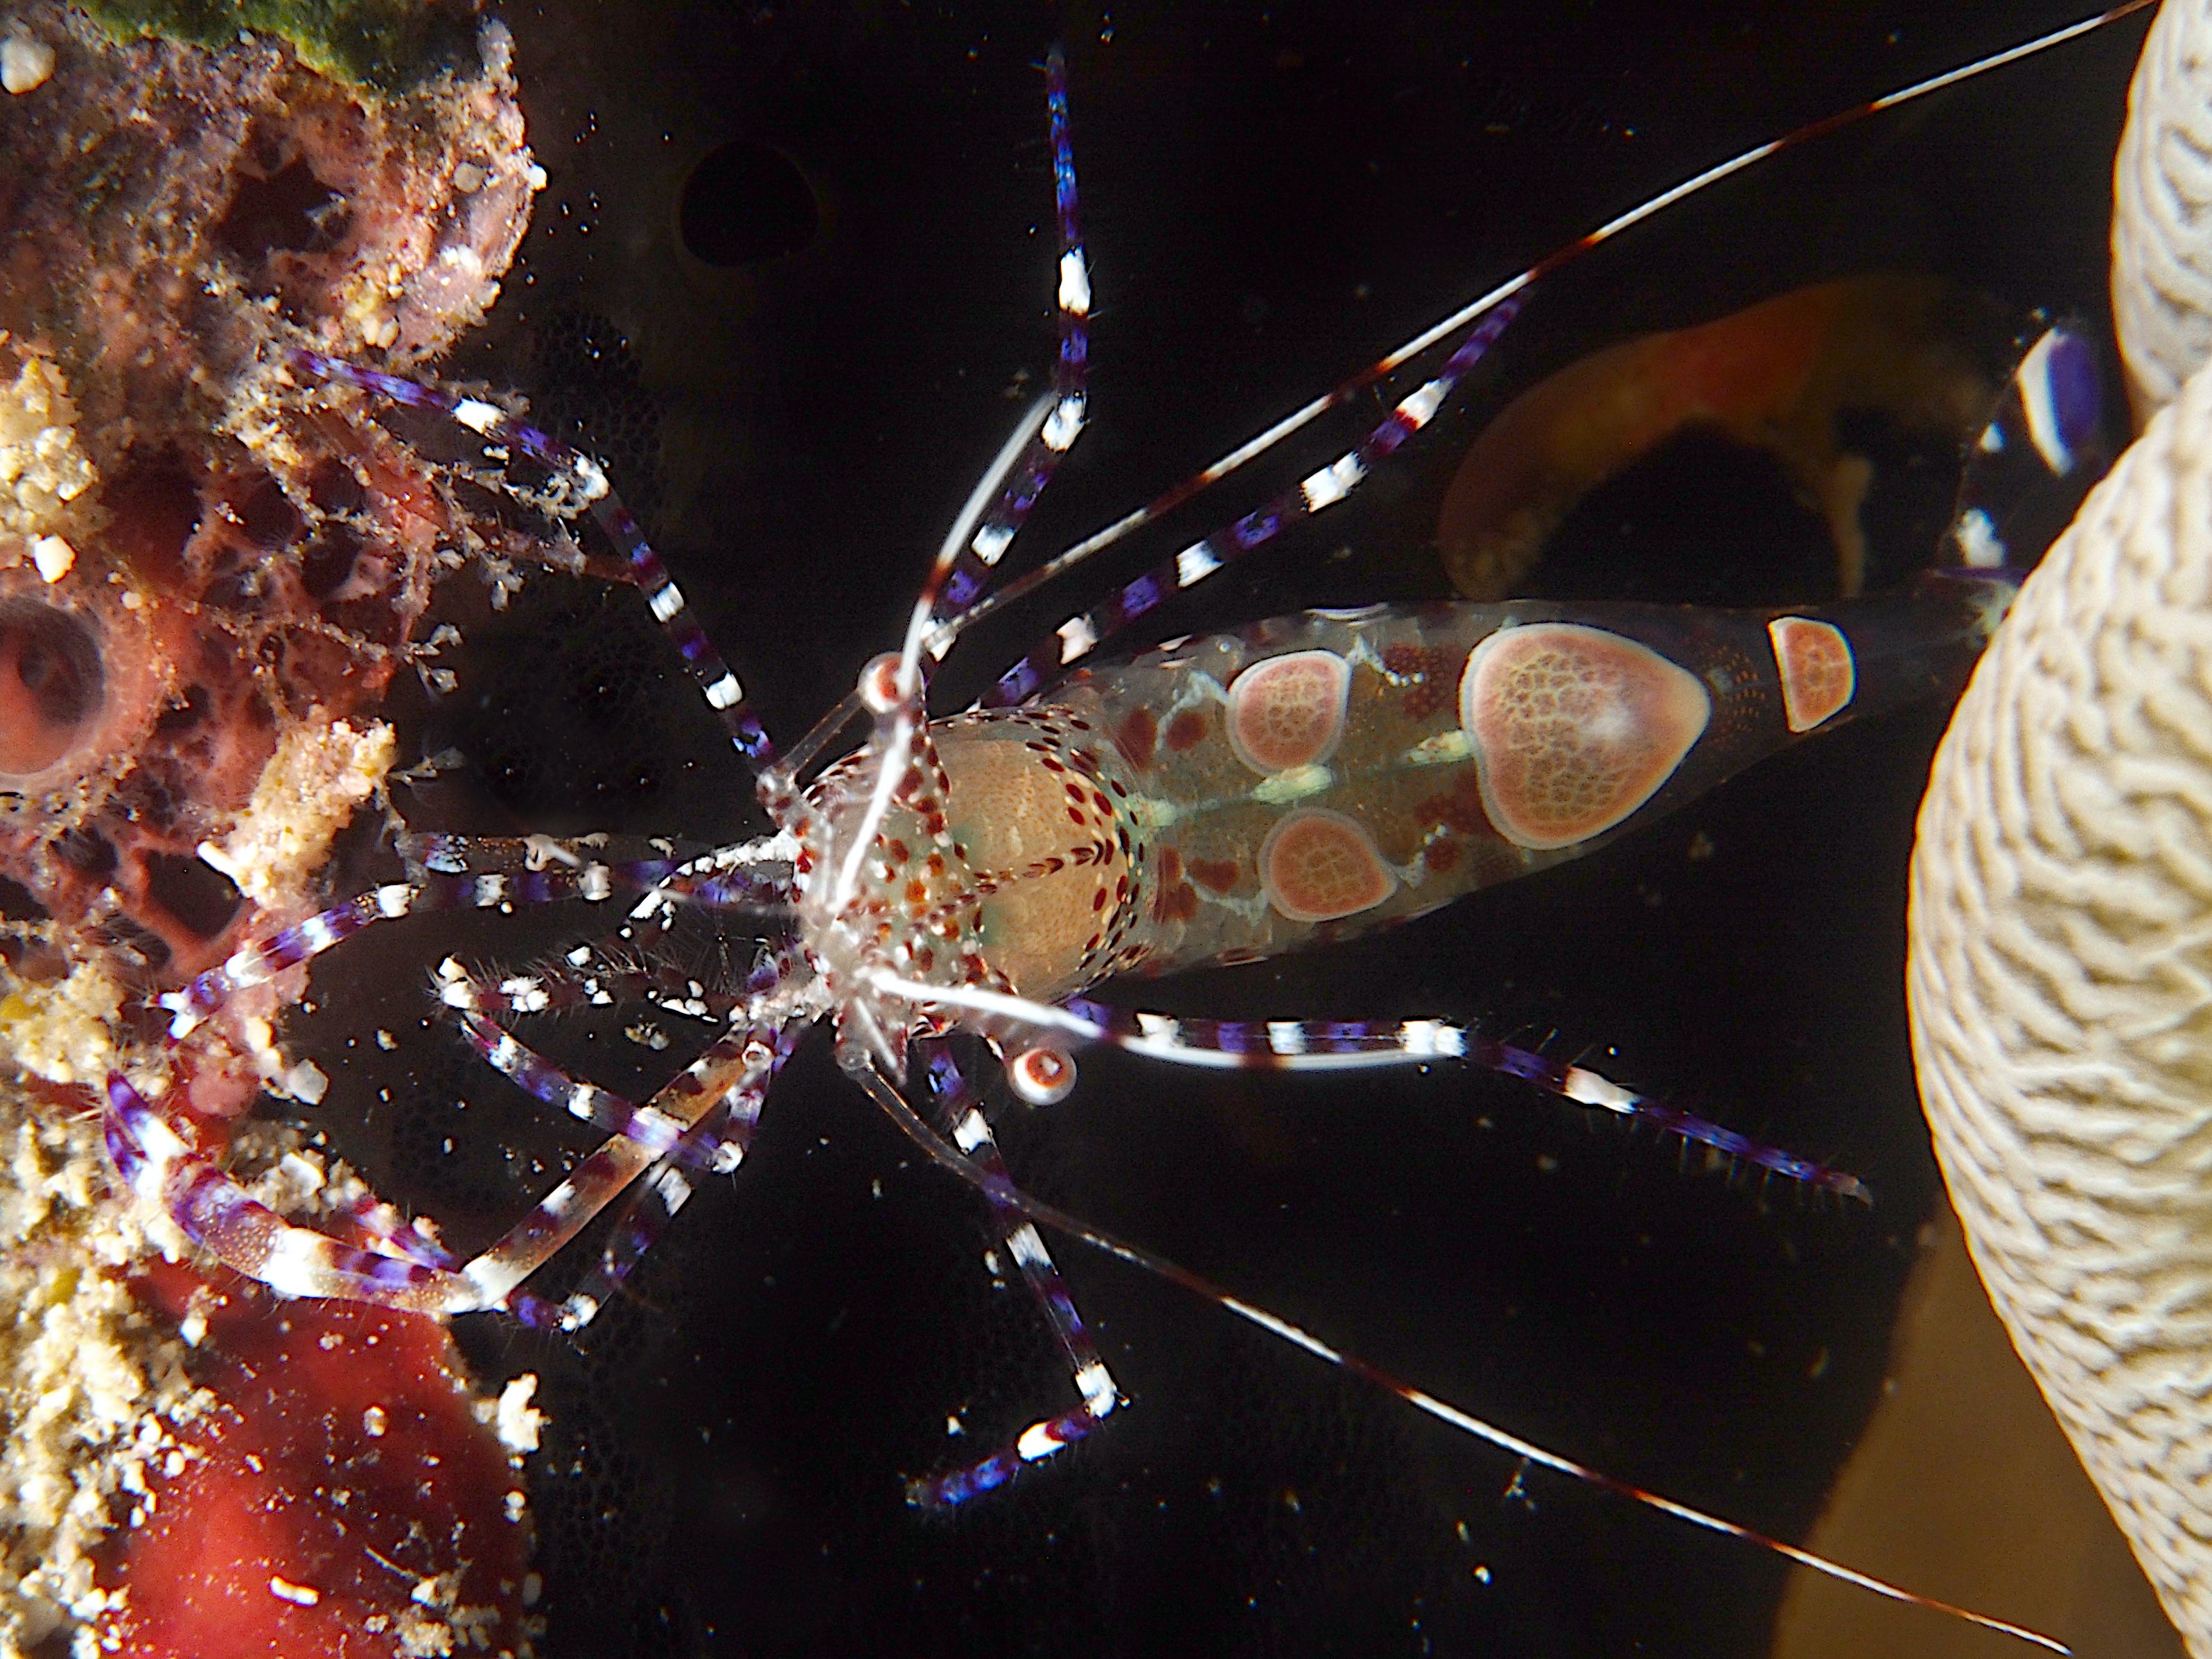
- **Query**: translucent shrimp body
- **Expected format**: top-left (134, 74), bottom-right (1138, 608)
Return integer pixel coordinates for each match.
top-left (782, 578), bottom-right (2010, 1050)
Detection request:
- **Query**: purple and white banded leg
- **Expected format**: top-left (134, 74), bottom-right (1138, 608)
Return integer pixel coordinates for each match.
top-left (449, 940), bottom-right (816, 1179)
top-left (148, 824), bottom-right (792, 1046)
top-left (862, 974), bottom-right (1869, 1202)
top-left (155, 870), bottom-right (626, 1044)
top-left (433, 933), bottom-right (795, 1030)
top-left (854, 1056), bottom-right (2055, 1651)
top-left (972, 295), bottom-right (1522, 707)
top-left (105, 1006), bottom-right (795, 1324)
top-left (398, 830), bottom-right (798, 921)
top-left (909, 45), bottom-right (1093, 656)
top-left (899, 1044), bottom-right (1119, 1508)
top-left (804, 46), bottom-right (1094, 915)
top-left (547, 1020), bottom-right (804, 1332)
top-left (286, 349), bottom-right (778, 772)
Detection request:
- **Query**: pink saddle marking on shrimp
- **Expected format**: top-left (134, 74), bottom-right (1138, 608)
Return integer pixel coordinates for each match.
top-left (1768, 615), bottom-right (1857, 733)
top-left (1258, 807), bottom-right (1396, 923)
top-left (1457, 622), bottom-right (1710, 851)
top-left (1227, 649), bottom-right (1352, 774)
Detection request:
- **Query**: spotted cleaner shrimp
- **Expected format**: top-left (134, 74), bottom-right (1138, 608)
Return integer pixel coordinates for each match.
top-left (90, 6), bottom-right (2159, 1654)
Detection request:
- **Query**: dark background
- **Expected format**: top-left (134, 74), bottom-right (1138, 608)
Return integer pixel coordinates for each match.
top-left (286, 3), bottom-right (2150, 1655)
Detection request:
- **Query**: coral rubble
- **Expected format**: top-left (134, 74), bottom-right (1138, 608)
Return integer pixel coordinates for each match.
top-left (0, 3), bottom-right (552, 1652)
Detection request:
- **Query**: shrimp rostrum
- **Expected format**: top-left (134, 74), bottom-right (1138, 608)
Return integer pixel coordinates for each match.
top-left (100, 37), bottom-right (2089, 1653)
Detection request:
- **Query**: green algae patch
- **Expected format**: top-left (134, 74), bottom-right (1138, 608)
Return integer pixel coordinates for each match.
top-left (78, 0), bottom-right (477, 92)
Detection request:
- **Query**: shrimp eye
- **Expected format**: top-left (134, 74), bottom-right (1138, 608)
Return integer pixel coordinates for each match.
top-left (1008, 1043), bottom-right (1077, 1105)
top-left (859, 651), bottom-right (910, 714)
